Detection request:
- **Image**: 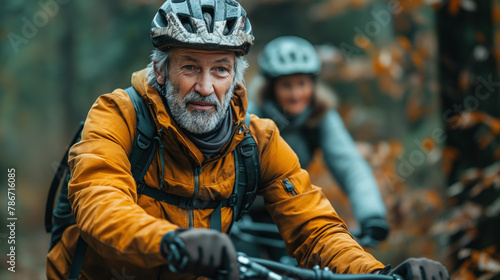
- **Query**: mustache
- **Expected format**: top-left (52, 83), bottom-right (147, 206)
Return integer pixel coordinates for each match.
top-left (182, 91), bottom-right (221, 109)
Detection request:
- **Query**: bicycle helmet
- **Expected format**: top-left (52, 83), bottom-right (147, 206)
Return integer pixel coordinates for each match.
top-left (151, 0), bottom-right (254, 55)
top-left (258, 36), bottom-right (321, 78)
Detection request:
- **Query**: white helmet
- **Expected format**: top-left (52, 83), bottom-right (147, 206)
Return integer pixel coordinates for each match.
top-left (151, 0), bottom-right (254, 56)
top-left (258, 36), bottom-right (321, 78)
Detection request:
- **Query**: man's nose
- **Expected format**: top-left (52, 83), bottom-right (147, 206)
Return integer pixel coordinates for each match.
top-left (194, 71), bottom-right (214, 96)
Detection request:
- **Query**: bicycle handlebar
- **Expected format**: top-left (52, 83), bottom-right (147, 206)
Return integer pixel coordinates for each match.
top-left (237, 253), bottom-right (404, 280)
top-left (232, 217), bottom-right (379, 249)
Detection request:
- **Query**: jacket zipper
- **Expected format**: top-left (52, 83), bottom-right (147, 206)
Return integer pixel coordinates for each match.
top-left (166, 124), bottom-right (240, 227)
top-left (189, 165), bottom-right (202, 228)
top-left (283, 178), bottom-right (298, 196)
top-left (166, 127), bottom-right (201, 228)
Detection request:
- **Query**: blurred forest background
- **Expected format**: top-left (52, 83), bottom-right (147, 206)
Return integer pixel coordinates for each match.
top-left (2, 0), bottom-right (500, 279)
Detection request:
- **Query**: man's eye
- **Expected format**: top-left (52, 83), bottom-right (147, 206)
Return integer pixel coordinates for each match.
top-left (182, 65), bottom-right (195, 71)
top-left (216, 67), bottom-right (229, 73)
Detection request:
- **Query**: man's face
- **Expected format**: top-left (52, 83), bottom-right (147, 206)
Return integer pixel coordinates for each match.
top-left (159, 49), bottom-right (236, 134)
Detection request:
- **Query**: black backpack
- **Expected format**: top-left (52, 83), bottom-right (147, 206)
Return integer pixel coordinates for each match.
top-left (45, 86), bottom-right (261, 279)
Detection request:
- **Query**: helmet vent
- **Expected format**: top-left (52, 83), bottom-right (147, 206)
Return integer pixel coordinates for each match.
top-left (202, 8), bottom-right (215, 33)
top-left (302, 54), bottom-right (308, 62)
top-left (224, 18), bottom-right (237, 35)
top-left (178, 14), bottom-right (194, 33)
top-left (157, 9), bottom-right (169, 28)
top-left (278, 55), bottom-right (286, 64)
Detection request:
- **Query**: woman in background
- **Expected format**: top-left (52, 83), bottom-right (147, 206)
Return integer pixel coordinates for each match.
top-left (237, 36), bottom-right (389, 260)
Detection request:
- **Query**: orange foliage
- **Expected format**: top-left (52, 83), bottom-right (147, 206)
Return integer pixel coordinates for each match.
top-left (446, 112), bottom-right (500, 159)
top-left (447, 111), bottom-right (500, 133)
top-left (476, 32), bottom-right (486, 45)
top-left (410, 50), bottom-right (427, 70)
top-left (373, 52), bottom-right (390, 74)
top-left (448, 0), bottom-right (461, 16)
top-left (422, 138), bottom-right (437, 152)
top-left (354, 34), bottom-right (373, 50)
top-left (442, 147), bottom-right (460, 175)
top-left (493, 5), bottom-right (500, 24)
top-left (429, 1), bottom-right (444, 11)
top-left (398, 35), bottom-right (412, 51)
top-left (458, 69), bottom-right (472, 93)
top-left (349, 0), bottom-right (369, 9)
top-left (452, 247), bottom-right (500, 279)
top-left (435, 158), bottom-right (500, 279)
top-left (378, 75), bottom-right (405, 99)
top-left (399, 0), bottom-right (424, 11)
top-left (406, 96), bottom-right (423, 122)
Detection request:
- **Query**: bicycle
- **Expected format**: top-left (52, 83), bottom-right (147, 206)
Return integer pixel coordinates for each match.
top-left (237, 253), bottom-right (403, 280)
top-left (231, 215), bottom-right (381, 266)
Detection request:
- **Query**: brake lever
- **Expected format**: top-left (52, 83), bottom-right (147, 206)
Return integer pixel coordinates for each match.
top-left (238, 253), bottom-right (283, 280)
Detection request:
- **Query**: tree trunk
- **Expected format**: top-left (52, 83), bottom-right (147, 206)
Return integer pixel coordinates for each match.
top-left (436, 1), bottom-right (500, 275)
top-left (437, 0), bottom-right (500, 184)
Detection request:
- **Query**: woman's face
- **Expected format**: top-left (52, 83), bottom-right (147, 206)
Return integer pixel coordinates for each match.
top-left (274, 74), bottom-right (314, 116)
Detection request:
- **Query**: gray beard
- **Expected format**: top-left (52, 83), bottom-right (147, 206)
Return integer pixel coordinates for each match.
top-left (163, 81), bottom-right (234, 134)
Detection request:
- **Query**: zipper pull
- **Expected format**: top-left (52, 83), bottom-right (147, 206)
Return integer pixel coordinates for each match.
top-left (283, 178), bottom-right (295, 192)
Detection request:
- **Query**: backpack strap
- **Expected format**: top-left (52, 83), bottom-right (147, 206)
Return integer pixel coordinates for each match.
top-left (232, 112), bottom-right (261, 222)
top-left (139, 186), bottom-right (237, 210)
top-left (125, 86), bottom-right (159, 183)
top-left (68, 235), bottom-right (88, 280)
top-left (212, 112), bottom-right (261, 232)
top-left (68, 86), bottom-right (158, 279)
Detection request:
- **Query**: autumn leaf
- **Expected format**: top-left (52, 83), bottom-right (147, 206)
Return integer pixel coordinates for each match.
top-left (398, 36), bottom-right (412, 51)
top-left (448, 0), bottom-right (461, 16)
top-left (442, 147), bottom-right (460, 175)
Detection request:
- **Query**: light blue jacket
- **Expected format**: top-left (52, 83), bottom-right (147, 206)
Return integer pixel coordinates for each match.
top-left (248, 99), bottom-right (387, 225)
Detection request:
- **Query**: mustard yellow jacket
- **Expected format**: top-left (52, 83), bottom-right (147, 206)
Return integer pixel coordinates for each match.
top-left (46, 69), bottom-right (385, 279)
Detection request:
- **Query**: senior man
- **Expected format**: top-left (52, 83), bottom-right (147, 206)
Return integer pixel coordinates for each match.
top-left (46, 0), bottom-right (449, 279)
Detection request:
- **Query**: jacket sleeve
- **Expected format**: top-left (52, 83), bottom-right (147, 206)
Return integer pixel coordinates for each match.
top-left (253, 117), bottom-right (385, 273)
top-left (67, 90), bottom-right (176, 268)
top-left (319, 110), bottom-right (387, 224)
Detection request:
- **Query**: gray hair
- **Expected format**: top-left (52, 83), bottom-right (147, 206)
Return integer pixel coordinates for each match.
top-left (146, 49), bottom-right (249, 93)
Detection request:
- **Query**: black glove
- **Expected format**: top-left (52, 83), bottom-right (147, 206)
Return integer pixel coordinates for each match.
top-left (161, 228), bottom-right (239, 280)
top-left (362, 217), bottom-right (389, 241)
top-left (389, 258), bottom-right (449, 280)
top-left (357, 217), bottom-right (389, 247)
